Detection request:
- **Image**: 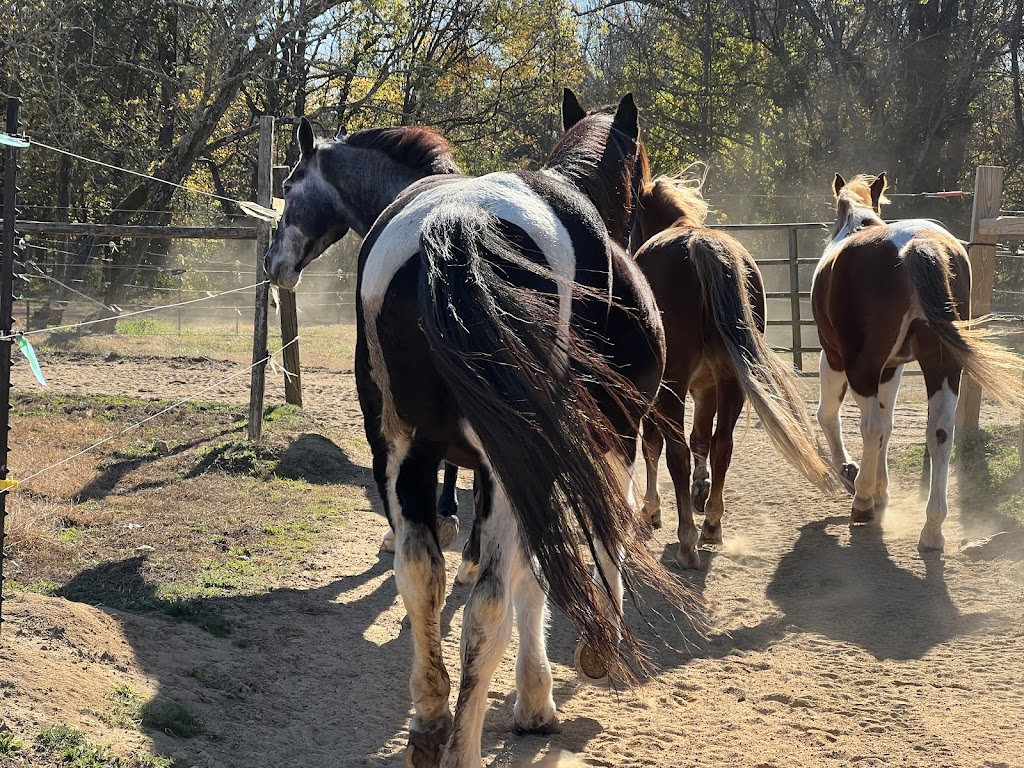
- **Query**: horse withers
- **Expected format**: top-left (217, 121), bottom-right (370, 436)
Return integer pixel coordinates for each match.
top-left (265, 98), bottom-right (701, 768)
top-left (618, 169), bottom-right (834, 569)
top-left (812, 172), bottom-right (1024, 551)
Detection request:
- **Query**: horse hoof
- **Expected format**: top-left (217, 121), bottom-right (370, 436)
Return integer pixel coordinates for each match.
top-left (699, 522), bottom-right (723, 545)
top-left (573, 641), bottom-right (610, 686)
top-left (840, 463), bottom-right (859, 494)
top-left (380, 528), bottom-right (396, 554)
top-left (850, 502), bottom-right (875, 524)
top-left (642, 505), bottom-right (662, 529)
top-left (437, 515), bottom-right (459, 550)
top-left (405, 716), bottom-right (452, 768)
top-left (512, 713), bottom-right (562, 736)
top-left (674, 545), bottom-right (701, 570)
top-left (691, 480), bottom-right (711, 514)
top-left (918, 528), bottom-right (945, 553)
top-left (455, 557), bottom-right (479, 586)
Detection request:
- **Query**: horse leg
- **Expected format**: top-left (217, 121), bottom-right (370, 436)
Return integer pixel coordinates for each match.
top-left (512, 570), bottom-right (559, 735)
top-left (689, 386), bottom-right (716, 515)
top-left (641, 418), bottom-right (664, 528)
top-left (817, 352), bottom-right (858, 491)
top-left (661, 393), bottom-right (699, 569)
top-left (436, 463), bottom-right (460, 550)
top-left (390, 440), bottom-right (452, 768)
top-left (443, 468), bottom-right (517, 768)
top-left (873, 365), bottom-right (904, 515)
top-left (849, 378), bottom-right (885, 524)
top-left (574, 448), bottom-right (631, 684)
top-left (455, 473), bottom-right (482, 586)
top-left (701, 379), bottom-right (743, 545)
top-left (916, 338), bottom-right (961, 552)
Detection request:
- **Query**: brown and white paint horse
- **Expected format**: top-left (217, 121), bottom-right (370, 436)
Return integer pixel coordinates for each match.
top-left (619, 172), bottom-right (835, 569)
top-left (813, 172), bottom-right (1024, 551)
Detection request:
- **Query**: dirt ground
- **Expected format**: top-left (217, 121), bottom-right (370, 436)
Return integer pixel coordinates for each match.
top-left (2, 345), bottom-right (1024, 768)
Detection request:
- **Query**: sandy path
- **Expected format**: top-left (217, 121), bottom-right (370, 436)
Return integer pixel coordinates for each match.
top-left (3, 352), bottom-right (1024, 767)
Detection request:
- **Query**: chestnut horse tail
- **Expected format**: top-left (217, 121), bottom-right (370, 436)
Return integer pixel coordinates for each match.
top-left (906, 244), bottom-right (1024, 406)
top-left (689, 234), bottom-right (837, 494)
top-left (418, 205), bottom-right (703, 682)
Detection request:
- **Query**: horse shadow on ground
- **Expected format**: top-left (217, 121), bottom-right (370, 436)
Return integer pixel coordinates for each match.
top-left (760, 515), bottom-right (991, 660)
top-left (57, 437), bottom-right (599, 766)
top-left (602, 513), bottom-right (994, 676)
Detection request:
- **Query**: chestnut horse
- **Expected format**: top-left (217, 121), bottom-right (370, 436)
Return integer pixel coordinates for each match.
top-left (621, 174), bottom-right (835, 569)
top-left (812, 172), bottom-right (1024, 551)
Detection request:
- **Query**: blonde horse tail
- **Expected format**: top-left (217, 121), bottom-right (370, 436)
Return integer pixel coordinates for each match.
top-left (689, 234), bottom-right (838, 494)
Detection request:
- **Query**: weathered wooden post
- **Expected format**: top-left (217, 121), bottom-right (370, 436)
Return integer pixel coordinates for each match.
top-left (0, 97), bottom-right (22, 632)
top-left (955, 166), bottom-right (1003, 432)
top-left (248, 116), bottom-right (274, 440)
top-left (272, 164), bottom-right (302, 407)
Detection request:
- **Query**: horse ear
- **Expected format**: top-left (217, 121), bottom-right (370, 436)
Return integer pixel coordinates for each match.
top-left (870, 172), bottom-right (889, 209)
top-left (612, 93), bottom-right (639, 144)
top-left (298, 117), bottom-right (315, 159)
top-left (562, 88), bottom-right (586, 131)
top-left (833, 173), bottom-right (846, 198)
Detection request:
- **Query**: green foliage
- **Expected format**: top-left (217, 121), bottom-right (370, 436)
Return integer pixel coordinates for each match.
top-left (140, 700), bottom-right (203, 738)
top-left (33, 724), bottom-right (174, 767)
top-left (0, 731), bottom-right (24, 755)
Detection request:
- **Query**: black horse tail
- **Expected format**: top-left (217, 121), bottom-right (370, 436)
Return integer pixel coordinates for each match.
top-left (907, 242), bottom-right (1024, 407)
top-left (689, 232), bottom-right (837, 494)
top-left (418, 204), bottom-right (702, 681)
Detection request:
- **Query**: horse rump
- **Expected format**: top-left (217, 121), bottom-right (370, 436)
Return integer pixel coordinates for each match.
top-left (418, 204), bottom-right (703, 681)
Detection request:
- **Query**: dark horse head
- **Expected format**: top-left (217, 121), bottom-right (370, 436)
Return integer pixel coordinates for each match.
top-left (549, 89), bottom-right (649, 249)
top-left (264, 119), bottom-right (460, 289)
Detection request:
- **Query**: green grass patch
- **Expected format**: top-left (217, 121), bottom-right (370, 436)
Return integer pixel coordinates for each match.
top-left (59, 527), bottom-right (83, 544)
top-left (104, 685), bottom-right (144, 729)
top-left (7, 578), bottom-right (61, 595)
top-left (0, 731), bottom-right (24, 755)
top-left (34, 724), bottom-right (173, 767)
top-left (140, 700), bottom-right (203, 738)
top-left (116, 318), bottom-right (177, 337)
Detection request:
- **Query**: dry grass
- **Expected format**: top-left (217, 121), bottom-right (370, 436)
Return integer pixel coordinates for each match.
top-left (33, 321), bottom-right (358, 372)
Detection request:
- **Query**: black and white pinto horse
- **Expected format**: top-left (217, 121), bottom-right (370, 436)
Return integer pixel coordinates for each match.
top-left (265, 97), bottom-right (698, 767)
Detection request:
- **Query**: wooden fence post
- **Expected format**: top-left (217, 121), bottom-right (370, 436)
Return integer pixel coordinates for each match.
top-left (272, 164), bottom-right (302, 407)
top-left (955, 166), bottom-right (1003, 432)
top-left (0, 97), bottom-right (22, 632)
top-left (248, 116), bottom-right (274, 441)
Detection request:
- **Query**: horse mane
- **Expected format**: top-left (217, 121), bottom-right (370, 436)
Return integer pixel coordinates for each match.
top-left (642, 175), bottom-right (709, 228)
top-left (840, 173), bottom-right (891, 208)
top-left (544, 106), bottom-right (639, 242)
top-left (832, 173), bottom-right (888, 240)
top-left (344, 126), bottom-right (461, 175)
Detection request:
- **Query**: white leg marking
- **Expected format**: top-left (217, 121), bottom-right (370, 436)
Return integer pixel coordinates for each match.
top-left (850, 389), bottom-right (885, 519)
top-left (816, 353), bottom-right (853, 471)
top-left (874, 365), bottom-right (904, 510)
top-left (443, 478), bottom-right (521, 768)
top-left (513, 572), bottom-right (557, 733)
top-left (920, 380), bottom-right (957, 551)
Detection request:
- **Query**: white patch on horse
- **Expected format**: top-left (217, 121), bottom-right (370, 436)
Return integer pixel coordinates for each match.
top-left (885, 219), bottom-right (949, 251)
top-left (361, 172), bottom-right (577, 439)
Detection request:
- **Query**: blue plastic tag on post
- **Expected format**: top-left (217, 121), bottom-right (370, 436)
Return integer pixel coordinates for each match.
top-left (17, 334), bottom-right (47, 387)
